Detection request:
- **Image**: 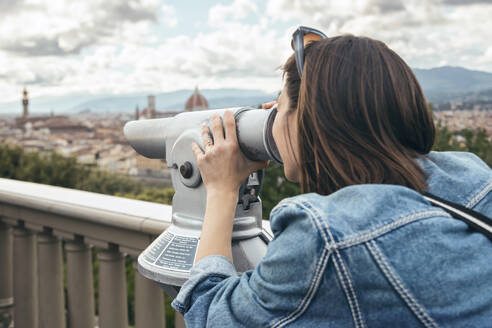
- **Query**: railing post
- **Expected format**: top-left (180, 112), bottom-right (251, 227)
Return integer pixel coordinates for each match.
top-left (65, 237), bottom-right (95, 328)
top-left (37, 229), bottom-right (65, 328)
top-left (133, 261), bottom-right (165, 328)
top-left (0, 222), bottom-right (13, 328)
top-left (13, 224), bottom-right (39, 328)
top-left (175, 312), bottom-right (186, 328)
top-left (97, 244), bottom-right (128, 328)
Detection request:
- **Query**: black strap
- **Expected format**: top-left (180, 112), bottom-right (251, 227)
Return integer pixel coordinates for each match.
top-left (423, 192), bottom-right (492, 241)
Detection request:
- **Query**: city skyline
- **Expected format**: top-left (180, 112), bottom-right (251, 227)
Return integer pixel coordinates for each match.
top-left (1, 0), bottom-right (492, 104)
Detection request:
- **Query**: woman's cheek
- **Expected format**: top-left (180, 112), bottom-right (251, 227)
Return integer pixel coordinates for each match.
top-left (284, 164), bottom-right (297, 182)
top-left (286, 114), bottom-right (301, 183)
top-left (272, 115), bottom-right (296, 182)
top-left (272, 115), bottom-right (286, 162)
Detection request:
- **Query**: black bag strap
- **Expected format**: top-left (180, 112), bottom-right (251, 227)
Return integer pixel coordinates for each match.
top-left (423, 192), bottom-right (492, 241)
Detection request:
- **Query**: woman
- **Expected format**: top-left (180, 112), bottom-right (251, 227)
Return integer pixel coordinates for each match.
top-left (171, 29), bottom-right (492, 327)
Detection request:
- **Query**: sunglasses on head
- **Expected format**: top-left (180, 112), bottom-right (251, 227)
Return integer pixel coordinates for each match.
top-left (291, 26), bottom-right (328, 78)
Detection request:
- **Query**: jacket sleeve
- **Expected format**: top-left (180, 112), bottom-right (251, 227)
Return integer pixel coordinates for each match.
top-left (171, 200), bottom-right (326, 327)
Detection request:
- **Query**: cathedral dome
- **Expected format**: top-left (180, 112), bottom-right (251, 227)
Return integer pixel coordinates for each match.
top-left (185, 86), bottom-right (209, 111)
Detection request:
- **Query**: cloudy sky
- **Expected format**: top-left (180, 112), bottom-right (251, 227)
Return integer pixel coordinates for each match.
top-left (1, 0), bottom-right (492, 103)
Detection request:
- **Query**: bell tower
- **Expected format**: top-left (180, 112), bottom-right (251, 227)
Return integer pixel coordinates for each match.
top-left (22, 87), bottom-right (29, 117)
top-left (147, 95), bottom-right (156, 118)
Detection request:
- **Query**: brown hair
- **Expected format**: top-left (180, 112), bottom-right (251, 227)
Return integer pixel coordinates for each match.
top-left (283, 35), bottom-right (435, 195)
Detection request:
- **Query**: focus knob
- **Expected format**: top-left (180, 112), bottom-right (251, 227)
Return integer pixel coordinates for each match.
top-left (179, 161), bottom-right (193, 179)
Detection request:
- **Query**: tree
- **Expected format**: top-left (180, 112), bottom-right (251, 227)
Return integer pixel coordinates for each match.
top-left (0, 143), bottom-right (174, 202)
top-left (260, 163), bottom-right (300, 220)
top-left (432, 125), bottom-right (492, 167)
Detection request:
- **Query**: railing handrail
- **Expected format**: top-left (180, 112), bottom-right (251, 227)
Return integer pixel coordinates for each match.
top-left (0, 178), bottom-right (172, 256)
top-left (0, 177), bottom-right (171, 232)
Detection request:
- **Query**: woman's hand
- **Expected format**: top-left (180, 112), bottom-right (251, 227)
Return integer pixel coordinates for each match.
top-left (192, 109), bottom-right (268, 264)
top-left (262, 101), bottom-right (277, 109)
top-left (191, 110), bottom-right (268, 195)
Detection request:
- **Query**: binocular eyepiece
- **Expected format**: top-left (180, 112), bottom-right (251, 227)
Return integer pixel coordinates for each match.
top-left (124, 106), bottom-right (282, 168)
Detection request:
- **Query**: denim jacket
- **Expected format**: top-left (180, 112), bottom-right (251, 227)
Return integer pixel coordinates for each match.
top-left (171, 151), bottom-right (492, 327)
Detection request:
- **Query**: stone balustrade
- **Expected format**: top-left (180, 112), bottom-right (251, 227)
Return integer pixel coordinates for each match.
top-left (0, 177), bottom-right (186, 328)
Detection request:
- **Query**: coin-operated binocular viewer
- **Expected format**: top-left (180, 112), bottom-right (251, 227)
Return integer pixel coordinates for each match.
top-left (124, 106), bottom-right (281, 298)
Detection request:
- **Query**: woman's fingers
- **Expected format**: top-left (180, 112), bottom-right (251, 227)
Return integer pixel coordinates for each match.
top-left (191, 142), bottom-right (204, 161)
top-left (249, 160), bottom-right (269, 172)
top-left (262, 101), bottom-right (277, 110)
top-left (223, 110), bottom-right (238, 144)
top-left (201, 124), bottom-right (213, 151)
top-left (210, 114), bottom-right (224, 143)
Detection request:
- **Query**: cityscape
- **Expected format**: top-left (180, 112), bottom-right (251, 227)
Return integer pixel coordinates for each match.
top-left (0, 85), bottom-right (490, 188)
top-left (0, 87), bottom-right (212, 187)
top-left (433, 107), bottom-right (492, 138)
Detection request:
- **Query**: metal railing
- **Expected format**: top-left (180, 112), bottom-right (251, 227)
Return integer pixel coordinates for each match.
top-left (0, 177), bottom-right (186, 328)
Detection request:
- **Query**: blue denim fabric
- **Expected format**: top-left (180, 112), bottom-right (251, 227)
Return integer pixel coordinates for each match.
top-left (171, 151), bottom-right (492, 327)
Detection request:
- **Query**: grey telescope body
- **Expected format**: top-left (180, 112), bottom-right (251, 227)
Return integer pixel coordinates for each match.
top-left (124, 106), bottom-right (280, 298)
top-left (124, 106), bottom-right (282, 163)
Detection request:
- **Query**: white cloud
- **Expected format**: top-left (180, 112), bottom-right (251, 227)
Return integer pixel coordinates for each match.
top-left (477, 45), bottom-right (492, 67)
top-left (266, 0), bottom-right (446, 34)
top-left (114, 23), bottom-right (288, 90)
top-left (1, 0), bottom-right (492, 105)
top-left (0, 0), bottom-right (176, 56)
top-left (0, 0), bottom-right (182, 101)
top-left (162, 4), bottom-right (178, 27)
top-left (208, 0), bottom-right (258, 27)
top-left (486, 47), bottom-right (492, 58)
top-left (0, 21), bottom-right (286, 102)
top-left (265, 0), bottom-right (492, 71)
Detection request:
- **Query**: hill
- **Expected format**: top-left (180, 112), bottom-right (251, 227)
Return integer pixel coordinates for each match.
top-left (70, 89), bottom-right (276, 113)
top-left (74, 67), bottom-right (492, 110)
top-left (2, 66), bottom-right (492, 114)
top-left (413, 66), bottom-right (492, 103)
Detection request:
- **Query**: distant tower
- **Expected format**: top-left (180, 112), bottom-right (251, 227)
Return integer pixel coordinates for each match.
top-left (22, 87), bottom-right (29, 117)
top-left (135, 105), bottom-right (140, 120)
top-left (147, 95), bottom-right (156, 118)
top-left (185, 86), bottom-right (209, 111)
